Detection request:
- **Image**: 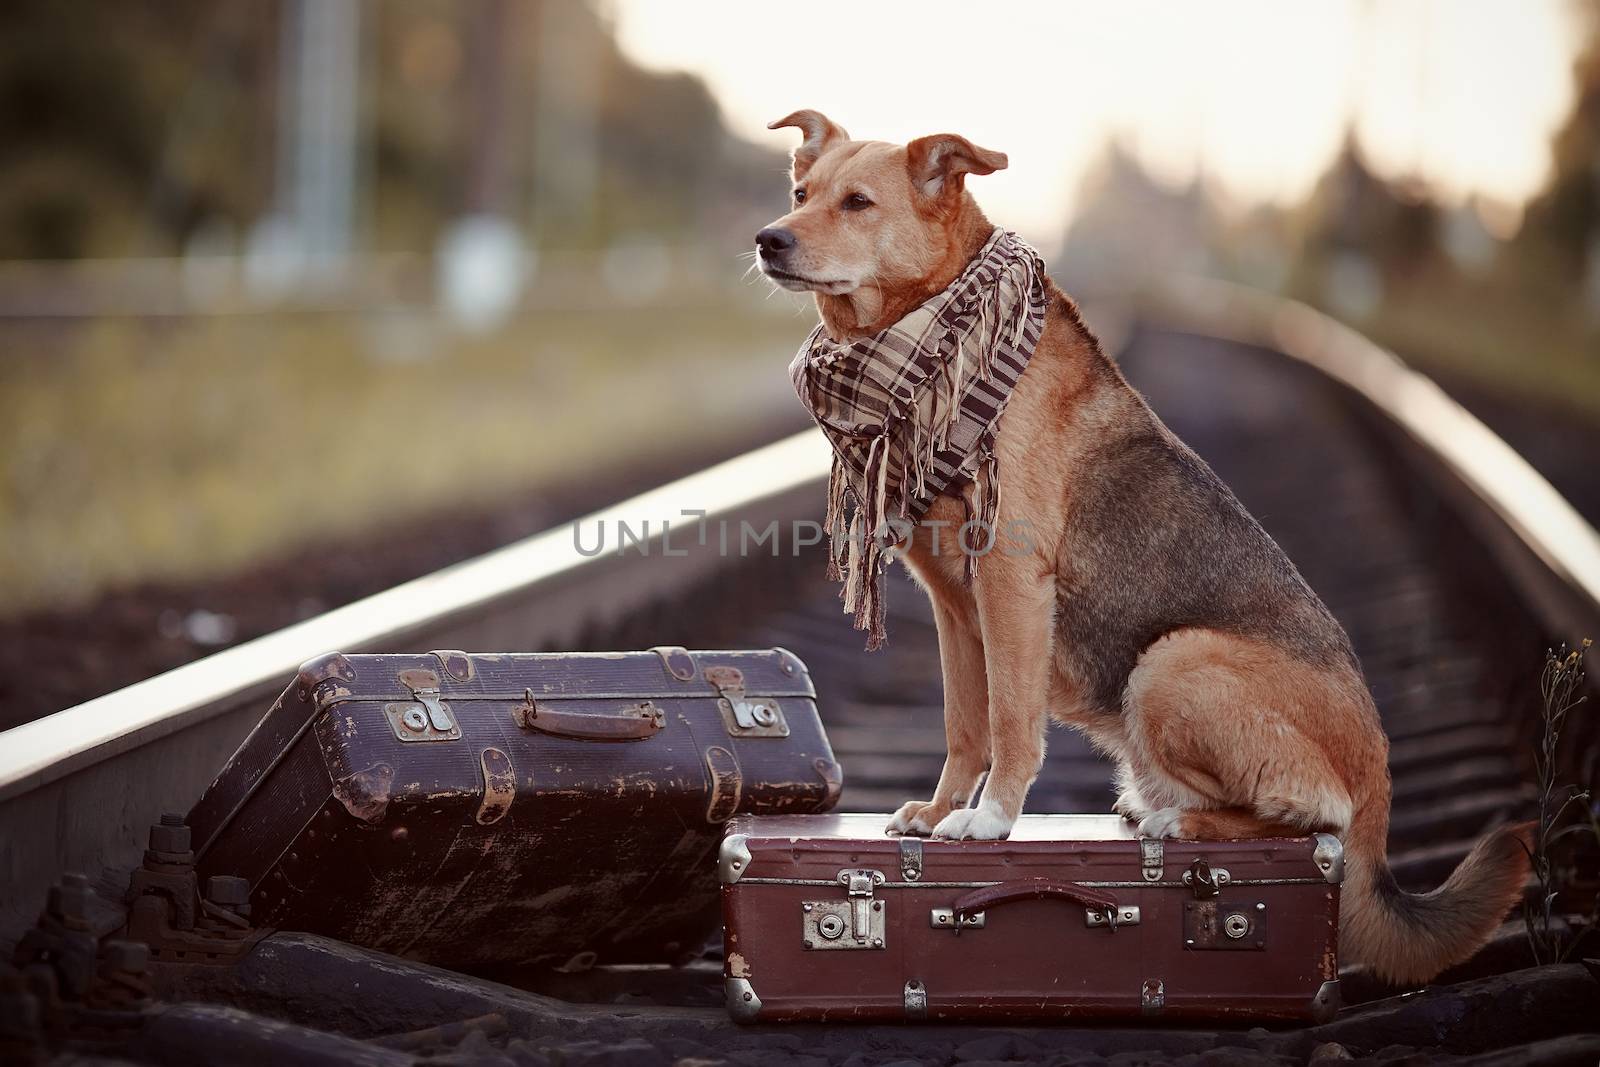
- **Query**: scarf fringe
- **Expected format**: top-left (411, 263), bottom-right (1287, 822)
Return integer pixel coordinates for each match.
top-left (794, 229), bottom-right (1046, 650)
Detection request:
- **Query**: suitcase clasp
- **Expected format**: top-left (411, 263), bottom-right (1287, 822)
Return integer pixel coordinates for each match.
top-left (800, 868), bottom-right (886, 951)
top-left (1182, 858), bottom-right (1230, 898)
top-left (385, 669), bottom-right (462, 742)
top-left (705, 666), bottom-right (790, 738)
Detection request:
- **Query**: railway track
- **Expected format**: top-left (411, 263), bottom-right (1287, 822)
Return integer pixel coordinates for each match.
top-left (3, 288), bottom-right (1598, 1065)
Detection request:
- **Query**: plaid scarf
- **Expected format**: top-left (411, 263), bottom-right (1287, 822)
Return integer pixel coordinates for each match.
top-left (789, 227), bottom-right (1049, 649)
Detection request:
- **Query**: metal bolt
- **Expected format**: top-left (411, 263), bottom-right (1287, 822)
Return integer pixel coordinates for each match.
top-left (872, 901), bottom-right (883, 911)
top-left (149, 820), bottom-right (191, 854)
top-left (803, 903), bottom-right (813, 912)
top-left (48, 874), bottom-right (95, 922)
top-left (206, 876), bottom-right (250, 906)
top-left (872, 938), bottom-right (883, 947)
top-left (102, 940), bottom-right (149, 974)
top-left (161, 813), bottom-right (186, 827)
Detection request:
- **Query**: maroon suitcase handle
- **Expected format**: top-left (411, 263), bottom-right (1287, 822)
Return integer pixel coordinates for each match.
top-left (514, 692), bottom-right (666, 741)
top-left (953, 878), bottom-right (1119, 921)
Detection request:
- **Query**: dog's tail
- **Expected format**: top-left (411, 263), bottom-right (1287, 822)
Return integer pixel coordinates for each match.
top-left (1339, 804), bottom-right (1531, 986)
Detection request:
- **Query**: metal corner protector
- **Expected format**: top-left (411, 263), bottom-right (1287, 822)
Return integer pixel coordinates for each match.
top-left (726, 977), bottom-right (762, 1023)
top-left (719, 833), bottom-right (751, 884)
top-left (1311, 978), bottom-right (1341, 1023)
top-left (1311, 833), bottom-right (1345, 884)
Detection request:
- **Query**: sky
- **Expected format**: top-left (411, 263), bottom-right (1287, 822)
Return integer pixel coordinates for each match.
top-left (609, 0), bottom-right (1585, 240)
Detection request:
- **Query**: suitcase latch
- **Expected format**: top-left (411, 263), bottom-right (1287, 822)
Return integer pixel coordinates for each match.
top-left (800, 868), bottom-right (886, 951)
top-left (1141, 838), bottom-right (1164, 882)
top-left (1184, 899), bottom-right (1267, 950)
top-left (705, 666), bottom-right (790, 738)
top-left (385, 670), bottom-right (462, 742)
top-left (1182, 858), bottom-right (1231, 898)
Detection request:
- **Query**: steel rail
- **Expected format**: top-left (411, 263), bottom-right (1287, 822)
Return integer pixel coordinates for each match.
top-left (3, 285), bottom-right (1596, 943)
top-left (1147, 278), bottom-right (1600, 639)
top-left (0, 429), bottom-right (831, 939)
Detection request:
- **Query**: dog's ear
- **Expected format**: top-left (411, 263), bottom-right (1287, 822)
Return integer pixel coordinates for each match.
top-left (906, 134), bottom-right (1008, 202)
top-left (767, 110), bottom-right (850, 179)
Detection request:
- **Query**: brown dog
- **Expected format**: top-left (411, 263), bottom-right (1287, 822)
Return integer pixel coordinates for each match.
top-left (759, 110), bottom-right (1529, 985)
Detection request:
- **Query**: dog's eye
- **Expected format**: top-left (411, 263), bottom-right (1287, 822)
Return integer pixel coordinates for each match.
top-left (842, 193), bottom-right (873, 211)
top-left (793, 188), bottom-right (806, 204)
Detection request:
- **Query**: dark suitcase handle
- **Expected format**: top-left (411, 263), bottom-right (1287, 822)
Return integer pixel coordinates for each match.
top-left (514, 691), bottom-right (666, 741)
top-left (953, 878), bottom-right (1119, 921)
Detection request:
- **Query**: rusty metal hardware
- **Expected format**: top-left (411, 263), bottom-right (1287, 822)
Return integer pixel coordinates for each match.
top-left (122, 814), bottom-right (263, 964)
top-left (429, 650), bottom-right (474, 682)
top-left (88, 939), bottom-right (152, 1010)
top-left (13, 873), bottom-right (157, 1026)
top-left (1141, 838), bottom-right (1164, 882)
top-left (1183, 899), bottom-right (1268, 950)
top-left (1141, 978), bottom-right (1165, 1015)
top-left (476, 748), bottom-right (516, 825)
top-left (800, 869), bottom-right (886, 951)
top-left (650, 645), bottom-right (697, 681)
top-left (705, 666), bottom-right (790, 738)
top-left (513, 690), bottom-right (665, 741)
top-left (384, 669), bottom-right (462, 742)
top-left (814, 756), bottom-right (844, 809)
top-left (704, 745), bottom-right (743, 823)
top-left (719, 833), bottom-right (751, 884)
top-left (1183, 858), bottom-right (1230, 897)
top-left (15, 874), bottom-right (112, 1002)
top-left (1311, 979), bottom-right (1341, 1023)
top-left (899, 837), bottom-right (923, 881)
top-left (205, 876), bottom-right (250, 919)
top-left (904, 979), bottom-right (927, 1019)
top-left (930, 907), bottom-right (986, 930)
top-left (1085, 905), bottom-right (1142, 929)
top-left (726, 977), bottom-right (762, 1023)
top-left (1312, 833), bottom-right (1346, 884)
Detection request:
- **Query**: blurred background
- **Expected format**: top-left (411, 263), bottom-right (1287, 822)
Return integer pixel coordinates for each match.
top-left (2, 0), bottom-right (1598, 723)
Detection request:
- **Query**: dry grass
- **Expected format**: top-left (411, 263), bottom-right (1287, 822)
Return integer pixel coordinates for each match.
top-left (1361, 288), bottom-right (1600, 420)
top-left (1523, 639), bottom-right (1594, 965)
top-left (0, 299), bottom-right (811, 615)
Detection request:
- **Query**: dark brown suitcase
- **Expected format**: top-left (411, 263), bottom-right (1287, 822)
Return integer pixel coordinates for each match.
top-left (720, 813), bottom-right (1342, 1024)
top-left (186, 647), bottom-right (841, 971)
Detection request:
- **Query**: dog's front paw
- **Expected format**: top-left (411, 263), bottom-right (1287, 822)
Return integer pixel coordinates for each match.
top-left (1113, 789), bottom-right (1149, 823)
top-left (1137, 806), bottom-right (1191, 839)
top-left (931, 804), bottom-right (1013, 841)
top-left (886, 800), bottom-right (944, 837)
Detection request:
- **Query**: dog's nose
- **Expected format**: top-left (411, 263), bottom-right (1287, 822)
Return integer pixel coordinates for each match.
top-left (755, 227), bottom-right (797, 256)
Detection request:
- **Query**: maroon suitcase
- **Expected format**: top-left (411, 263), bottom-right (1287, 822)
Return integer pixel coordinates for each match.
top-left (720, 813), bottom-right (1341, 1024)
top-left (186, 647), bottom-right (841, 972)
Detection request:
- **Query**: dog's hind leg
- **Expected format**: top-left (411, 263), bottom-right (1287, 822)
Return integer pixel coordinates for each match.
top-left (1122, 628), bottom-right (1358, 842)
